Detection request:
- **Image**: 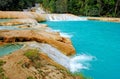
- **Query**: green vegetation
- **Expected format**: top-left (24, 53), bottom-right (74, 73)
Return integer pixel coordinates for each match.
top-left (0, 60), bottom-right (9, 79)
top-left (73, 72), bottom-right (92, 79)
top-left (0, 67), bottom-right (4, 74)
top-left (24, 49), bottom-right (40, 62)
top-left (24, 49), bottom-right (42, 68)
top-left (0, 0), bottom-right (120, 17)
top-left (27, 76), bottom-right (36, 79)
top-left (0, 60), bottom-right (6, 66)
top-left (66, 71), bottom-right (92, 79)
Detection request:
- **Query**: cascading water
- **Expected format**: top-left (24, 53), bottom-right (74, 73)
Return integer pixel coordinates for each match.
top-left (70, 54), bottom-right (94, 72)
top-left (29, 43), bottom-right (94, 73)
top-left (46, 14), bottom-right (88, 21)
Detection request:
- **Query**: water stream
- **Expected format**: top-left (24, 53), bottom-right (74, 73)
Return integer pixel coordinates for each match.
top-left (29, 43), bottom-right (94, 73)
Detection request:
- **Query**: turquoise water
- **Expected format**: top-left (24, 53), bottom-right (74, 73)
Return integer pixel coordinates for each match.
top-left (0, 19), bottom-right (12, 22)
top-left (43, 21), bottom-right (120, 79)
top-left (0, 44), bottom-right (23, 56)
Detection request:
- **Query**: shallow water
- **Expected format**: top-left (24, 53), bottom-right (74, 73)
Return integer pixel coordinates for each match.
top-left (43, 20), bottom-right (120, 79)
top-left (0, 44), bottom-right (23, 56)
top-left (0, 19), bottom-right (12, 22)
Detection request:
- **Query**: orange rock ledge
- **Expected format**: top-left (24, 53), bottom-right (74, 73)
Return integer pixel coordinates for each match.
top-left (0, 30), bottom-right (75, 56)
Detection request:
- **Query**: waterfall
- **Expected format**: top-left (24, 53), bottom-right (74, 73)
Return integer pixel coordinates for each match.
top-left (46, 14), bottom-right (88, 21)
top-left (29, 43), bottom-right (94, 73)
top-left (70, 54), bottom-right (94, 72)
top-left (29, 43), bottom-right (70, 69)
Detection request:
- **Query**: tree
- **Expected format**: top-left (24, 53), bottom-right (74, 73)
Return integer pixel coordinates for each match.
top-left (56, 0), bottom-right (68, 13)
top-left (0, 0), bottom-right (120, 17)
top-left (49, 0), bottom-right (56, 13)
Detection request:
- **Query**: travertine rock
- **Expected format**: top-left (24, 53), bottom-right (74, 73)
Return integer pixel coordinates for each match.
top-left (0, 18), bottom-right (37, 26)
top-left (0, 11), bottom-right (46, 22)
top-left (88, 17), bottom-right (120, 22)
top-left (0, 49), bottom-right (81, 79)
top-left (0, 30), bottom-right (75, 55)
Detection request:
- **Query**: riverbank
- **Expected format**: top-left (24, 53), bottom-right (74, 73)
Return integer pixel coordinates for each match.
top-left (88, 17), bottom-right (120, 22)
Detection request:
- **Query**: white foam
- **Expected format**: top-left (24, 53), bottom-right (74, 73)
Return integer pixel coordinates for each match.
top-left (28, 43), bottom-right (94, 73)
top-left (46, 14), bottom-right (88, 21)
top-left (70, 54), bottom-right (94, 72)
top-left (60, 32), bottom-right (73, 38)
top-left (52, 30), bottom-right (73, 38)
top-left (29, 43), bottom-right (70, 69)
top-left (53, 30), bottom-right (61, 32)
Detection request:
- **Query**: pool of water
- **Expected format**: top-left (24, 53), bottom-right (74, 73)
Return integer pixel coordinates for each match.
top-left (42, 21), bottom-right (120, 79)
top-left (0, 19), bottom-right (12, 22)
top-left (0, 19), bottom-right (34, 30)
top-left (0, 44), bottom-right (23, 56)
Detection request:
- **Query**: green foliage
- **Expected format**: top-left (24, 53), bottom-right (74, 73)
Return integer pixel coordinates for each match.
top-left (73, 72), bottom-right (93, 79)
top-left (0, 0), bottom-right (120, 17)
top-left (27, 76), bottom-right (35, 79)
top-left (49, 0), bottom-right (56, 12)
top-left (24, 49), bottom-right (42, 69)
top-left (0, 60), bottom-right (8, 79)
top-left (24, 49), bottom-right (40, 62)
top-left (66, 71), bottom-right (93, 79)
top-left (0, 67), bottom-right (9, 79)
top-left (0, 67), bottom-right (4, 73)
top-left (0, 60), bottom-right (6, 66)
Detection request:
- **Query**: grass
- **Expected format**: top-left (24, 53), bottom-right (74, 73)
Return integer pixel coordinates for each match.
top-left (0, 60), bottom-right (9, 79)
top-left (73, 72), bottom-right (93, 79)
top-left (27, 76), bottom-right (36, 79)
top-left (24, 49), bottom-right (92, 79)
top-left (0, 60), bottom-right (6, 66)
top-left (24, 49), bottom-right (42, 68)
top-left (24, 49), bottom-right (40, 62)
top-left (66, 70), bottom-right (93, 79)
